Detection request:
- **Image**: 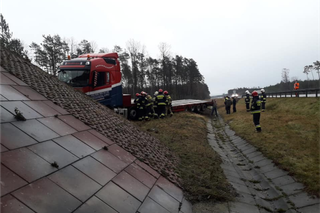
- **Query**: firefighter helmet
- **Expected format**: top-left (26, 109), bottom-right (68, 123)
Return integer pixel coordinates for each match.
top-left (245, 90), bottom-right (250, 95)
top-left (252, 91), bottom-right (258, 96)
top-left (141, 91), bottom-right (147, 96)
top-left (136, 93), bottom-right (140, 97)
top-left (261, 88), bottom-right (265, 93)
top-left (154, 91), bottom-right (158, 96)
top-left (159, 89), bottom-right (163, 93)
top-left (164, 91), bottom-right (168, 95)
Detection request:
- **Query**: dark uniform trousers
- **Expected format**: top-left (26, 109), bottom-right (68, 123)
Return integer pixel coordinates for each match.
top-left (253, 113), bottom-right (261, 131)
top-left (137, 96), bottom-right (146, 120)
top-left (251, 97), bottom-right (262, 132)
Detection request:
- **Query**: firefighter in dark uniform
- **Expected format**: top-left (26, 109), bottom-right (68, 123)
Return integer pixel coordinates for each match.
top-left (153, 91), bottom-right (158, 118)
top-left (232, 97), bottom-right (237, 113)
top-left (136, 92), bottom-right (146, 121)
top-left (140, 91), bottom-right (147, 120)
top-left (251, 91), bottom-right (262, 132)
top-left (260, 88), bottom-right (266, 112)
top-left (164, 90), bottom-right (173, 116)
top-left (245, 90), bottom-right (251, 112)
top-left (134, 93), bottom-right (142, 120)
top-left (155, 89), bottom-right (167, 118)
top-left (145, 94), bottom-right (153, 121)
top-left (224, 96), bottom-right (232, 114)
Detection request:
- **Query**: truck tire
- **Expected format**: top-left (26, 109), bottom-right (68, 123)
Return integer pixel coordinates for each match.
top-left (202, 104), bottom-right (207, 110)
top-left (191, 106), bottom-right (196, 112)
top-left (196, 105), bottom-right (201, 112)
top-left (129, 107), bottom-right (138, 120)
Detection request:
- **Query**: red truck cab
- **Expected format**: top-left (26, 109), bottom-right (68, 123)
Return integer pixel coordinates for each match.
top-left (58, 53), bottom-right (131, 108)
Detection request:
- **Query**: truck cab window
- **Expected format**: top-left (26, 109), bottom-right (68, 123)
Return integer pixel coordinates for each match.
top-left (96, 72), bottom-right (106, 87)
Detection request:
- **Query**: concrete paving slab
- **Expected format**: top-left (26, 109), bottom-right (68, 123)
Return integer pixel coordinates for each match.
top-left (237, 143), bottom-right (250, 150)
top-left (272, 175), bottom-right (295, 186)
top-left (246, 151), bottom-right (263, 159)
top-left (228, 202), bottom-right (260, 213)
top-left (264, 168), bottom-right (288, 180)
top-left (241, 170), bottom-right (260, 181)
top-left (278, 182), bottom-right (305, 196)
top-left (255, 197), bottom-right (275, 212)
top-left (242, 147), bottom-right (257, 156)
top-left (258, 179), bottom-right (273, 189)
top-left (227, 175), bottom-right (247, 186)
top-left (262, 187), bottom-right (282, 200)
top-left (236, 192), bottom-right (256, 205)
top-left (259, 164), bottom-right (277, 174)
top-left (250, 155), bottom-right (266, 163)
top-left (232, 138), bottom-right (247, 145)
top-left (240, 145), bottom-right (256, 153)
top-left (273, 198), bottom-right (291, 212)
top-left (254, 159), bottom-right (273, 168)
top-left (298, 203), bottom-right (320, 213)
top-left (289, 192), bottom-right (320, 208)
top-left (230, 135), bottom-right (241, 141)
top-left (230, 182), bottom-right (251, 194)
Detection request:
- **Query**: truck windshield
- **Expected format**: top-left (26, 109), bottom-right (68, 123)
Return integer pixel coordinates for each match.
top-left (58, 70), bottom-right (90, 87)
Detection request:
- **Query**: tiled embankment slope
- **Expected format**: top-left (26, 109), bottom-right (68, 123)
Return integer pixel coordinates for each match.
top-left (0, 49), bottom-right (179, 186)
top-left (207, 117), bottom-right (319, 213)
top-left (0, 51), bottom-right (192, 212)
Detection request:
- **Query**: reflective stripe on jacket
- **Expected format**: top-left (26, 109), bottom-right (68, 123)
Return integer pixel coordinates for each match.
top-left (260, 93), bottom-right (266, 103)
top-left (156, 94), bottom-right (167, 106)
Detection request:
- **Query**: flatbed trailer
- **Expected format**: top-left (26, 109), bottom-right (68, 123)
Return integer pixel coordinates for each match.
top-left (172, 99), bottom-right (212, 112)
top-left (127, 98), bottom-right (212, 119)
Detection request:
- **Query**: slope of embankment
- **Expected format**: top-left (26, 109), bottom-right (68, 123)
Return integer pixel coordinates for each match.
top-left (216, 97), bottom-right (320, 196)
top-left (0, 49), bottom-right (180, 186)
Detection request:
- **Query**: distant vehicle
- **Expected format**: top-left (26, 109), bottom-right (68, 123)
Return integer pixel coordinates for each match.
top-left (58, 53), bottom-right (212, 119)
top-left (231, 94), bottom-right (239, 98)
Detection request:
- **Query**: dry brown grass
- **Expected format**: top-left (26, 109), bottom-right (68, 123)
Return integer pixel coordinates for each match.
top-left (135, 112), bottom-right (235, 203)
top-left (216, 97), bottom-right (320, 196)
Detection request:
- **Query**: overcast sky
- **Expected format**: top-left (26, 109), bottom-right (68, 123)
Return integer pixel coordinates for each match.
top-left (1, 0), bottom-right (319, 95)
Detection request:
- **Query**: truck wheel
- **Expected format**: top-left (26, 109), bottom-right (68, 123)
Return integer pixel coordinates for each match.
top-left (129, 107), bottom-right (138, 120)
top-left (202, 104), bottom-right (207, 110)
top-left (191, 106), bottom-right (196, 112)
top-left (196, 105), bottom-right (201, 112)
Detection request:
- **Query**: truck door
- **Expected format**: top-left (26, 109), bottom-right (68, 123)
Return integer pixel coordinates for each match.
top-left (88, 71), bottom-right (111, 105)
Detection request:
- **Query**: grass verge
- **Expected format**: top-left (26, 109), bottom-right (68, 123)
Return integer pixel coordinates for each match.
top-left (135, 111), bottom-right (235, 203)
top-left (216, 97), bottom-right (320, 196)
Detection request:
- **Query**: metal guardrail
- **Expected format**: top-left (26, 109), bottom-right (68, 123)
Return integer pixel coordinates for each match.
top-left (241, 88), bottom-right (320, 98)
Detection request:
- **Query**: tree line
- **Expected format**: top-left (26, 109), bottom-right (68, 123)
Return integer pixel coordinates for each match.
top-left (228, 65), bottom-right (320, 96)
top-left (303, 61), bottom-right (320, 80)
top-left (0, 14), bottom-right (29, 61)
top-left (0, 14), bottom-right (210, 100)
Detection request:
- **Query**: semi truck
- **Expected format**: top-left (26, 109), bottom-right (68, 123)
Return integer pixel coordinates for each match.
top-left (58, 53), bottom-right (212, 119)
